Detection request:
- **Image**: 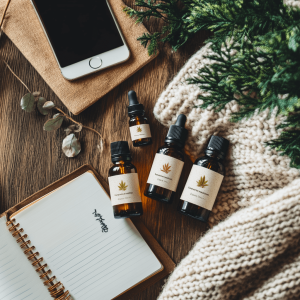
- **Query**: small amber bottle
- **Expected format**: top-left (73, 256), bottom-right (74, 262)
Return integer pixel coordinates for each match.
top-left (178, 135), bottom-right (229, 222)
top-left (144, 114), bottom-right (188, 204)
top-left (108, 141), bottom-right (143, 219)
top-left (128, 90), bottom-right (152, 147)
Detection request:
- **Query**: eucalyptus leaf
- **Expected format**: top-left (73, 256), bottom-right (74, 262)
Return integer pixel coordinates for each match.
top-left (43, 101), bottom-right (55, 110)
top-left (64, 128), bottom-right (73, 136)
top-left (43, 115), bottom-right (64, 131)
top-left (53, 113), bottom-right (63, 119)
top-left (20, 93), bottom-right (35, 112)
top-left (64, 125), bottom-right (75, 136)
top-left (62, 133), bottom-right (81, 157)
top-left (74, 124), bottom-right (83, 132)
top-left (66, 124), bottom-right (83, 132)
top-left (37, 97), bottom-right (49, 115)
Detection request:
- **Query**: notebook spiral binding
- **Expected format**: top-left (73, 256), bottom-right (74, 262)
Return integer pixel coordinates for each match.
top-left (6, 218), bottom-right (72, 300)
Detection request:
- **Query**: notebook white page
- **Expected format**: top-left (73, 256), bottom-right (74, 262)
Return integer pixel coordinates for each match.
top-left (13, 172), bottom-right (162, 300)
top-left (0, 217), bottom-right (51, 300)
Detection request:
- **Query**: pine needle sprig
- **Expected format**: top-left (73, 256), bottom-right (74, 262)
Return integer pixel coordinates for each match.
top-left (187, 0), bottom-right (289, 45)
top-left (192, 23), bottom-right (300, 116)
top-left (125, 0), bottom-right (300, 168)
top-left (124, 0), bottom-right (191, 55)
top-left (266, 109), bottom-right (300, 169)
top-left (188, 2), bottom-right (300, 168)
top-left (124, 0), bottom-right (293, 54)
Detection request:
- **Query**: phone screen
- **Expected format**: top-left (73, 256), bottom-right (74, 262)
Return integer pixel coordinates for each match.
top-left (32, 0), bottom-right (124, 68)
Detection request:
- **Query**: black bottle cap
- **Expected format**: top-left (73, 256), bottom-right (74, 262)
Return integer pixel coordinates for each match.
top-left (206, 135), bottom-right (229, 159)
top-left (111, 141), bottom-right (131, 162)
top-left (164, 114), bottom-right (188, 148)
top-left (128, 90), bottom-right (144, 116)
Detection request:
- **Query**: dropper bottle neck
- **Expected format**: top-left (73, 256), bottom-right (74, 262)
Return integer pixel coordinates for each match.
top-left (128, 90), bottom-right (144, 116)
top-left (164, 141), bottom-right (183, 149)
top-left (205, 149), bottom-right (224, 160)
top-left (164, 114), bottom-right (187, 149)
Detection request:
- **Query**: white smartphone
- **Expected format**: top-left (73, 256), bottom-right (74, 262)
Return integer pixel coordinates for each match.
top-left (31, 0), bottom-right (130, 80)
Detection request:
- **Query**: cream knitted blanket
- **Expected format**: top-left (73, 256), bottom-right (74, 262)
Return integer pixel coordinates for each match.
top-left (154, 43), bottom-right (299, 226)
top-left (154, 43), bottom-right (300, 299)
top-left (158, 178), bottom-right (300, 300)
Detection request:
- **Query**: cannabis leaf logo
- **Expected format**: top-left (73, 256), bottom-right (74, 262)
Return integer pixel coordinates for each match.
top-left (118, 180), bottom-right (128, 191)
top-left (137, 126), bottom-right (142, 132)
top-left (197, 176), bottom-right (208, 188)
top-left (161, 163), bottom-right (171, 174)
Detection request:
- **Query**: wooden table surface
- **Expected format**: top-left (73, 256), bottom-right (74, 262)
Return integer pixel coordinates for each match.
top-left (0, 5), bottom-right (210, 299)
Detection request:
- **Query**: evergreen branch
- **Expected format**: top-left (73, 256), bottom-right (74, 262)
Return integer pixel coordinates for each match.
top-left (266, 110), bottom-right (300, 169)
top-left (123, 0), bottom-right (191, 54)
top-left (191, 28), bottom-right (300, 119)
top-left (124, 0), bottom-right (300, 168)
top-left (137, 32), bottom-right (163, 55)
top-left (124, 0), bottom-right (295, 53)
top-left (187, 0), bottom-right (288, 43)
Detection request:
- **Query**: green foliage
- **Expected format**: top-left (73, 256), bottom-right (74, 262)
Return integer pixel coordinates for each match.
top-left (20, 93), bottom-right (35, 112)
top-left (37, 97), bottom-right (50, 115)
top-left (3, 60), bottom-right (105, 158)
top-left (267, 109), bottom-right (300, 169)
top-left (124, 0), bottom-right (191, 55)
top-left (62, 133), bottom-right (81, 158)
top-left (43, 114), bottom-right (64, 131)
top-left (125, 0), bottom-right (300, 169)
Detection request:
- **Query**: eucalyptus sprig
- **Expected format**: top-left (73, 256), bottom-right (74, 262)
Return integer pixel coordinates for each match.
top-left (4, 61), bottom-right (104, 158)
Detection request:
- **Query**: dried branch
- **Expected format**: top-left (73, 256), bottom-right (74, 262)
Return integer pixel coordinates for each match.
top-left (4, 61), bottom-right (31, 93)
top-left (4, 59), bottom-right (104, 157)
top-left (0, 0), bottom-right (12, 28)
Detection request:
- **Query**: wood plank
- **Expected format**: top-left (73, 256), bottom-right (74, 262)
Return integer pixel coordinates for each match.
top-left (0, 6), bottom-right (211, 298)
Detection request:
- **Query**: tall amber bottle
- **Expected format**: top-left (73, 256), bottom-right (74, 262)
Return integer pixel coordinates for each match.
top-left (108, 141), bottom-right (143, 218)
top-left (144, 114), bottom-right (188, 204)
top-left (178, 135), bottom-right (229, 222)
top-left (128, 90), bottom-right (152, 147)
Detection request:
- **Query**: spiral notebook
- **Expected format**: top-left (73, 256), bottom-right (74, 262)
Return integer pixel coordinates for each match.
top-left (0, 165), bottom-right (174, 300)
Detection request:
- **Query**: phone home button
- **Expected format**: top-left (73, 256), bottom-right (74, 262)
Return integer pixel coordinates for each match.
top-left (89, 57), bottom-right (102, 69)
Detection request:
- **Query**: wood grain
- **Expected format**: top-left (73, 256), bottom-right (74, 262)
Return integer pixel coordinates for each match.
top-left (0, 4), bottom-right (211, 299)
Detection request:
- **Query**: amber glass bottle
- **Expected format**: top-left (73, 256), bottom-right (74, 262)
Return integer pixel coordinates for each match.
top-left (178, 135), bottom-right (229, 222)
top-left (108, 141), bottom-right (143, 219)
top-left (128, 90), bottom-right (152, 147)
top-left (144, 114), bottom-right (187, 204)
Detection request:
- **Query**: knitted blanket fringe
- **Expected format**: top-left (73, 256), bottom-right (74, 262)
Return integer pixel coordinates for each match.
top-left (153, 41), bottom-right (300, 299)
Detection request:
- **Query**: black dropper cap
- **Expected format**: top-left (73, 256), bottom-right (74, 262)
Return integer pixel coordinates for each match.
top-left (128, 90), bottom-right (144, 116)
top-left (164, 114), bottom-right (188, 148)
top-left (111, 141), bottom-right (132, 163)
top-left (206, 135), bottom-right (229, 159)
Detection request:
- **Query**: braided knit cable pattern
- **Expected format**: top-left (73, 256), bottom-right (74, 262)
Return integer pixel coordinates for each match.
top-left (158, 178), bottom-right (300, 300)
top-left (153, 43), bottom-right (299, 227)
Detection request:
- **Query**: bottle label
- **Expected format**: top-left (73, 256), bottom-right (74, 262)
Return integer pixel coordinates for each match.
top-left (180, 165), bottom-right (224, 210)
top-left (129, 124), bottom-right (151, 141)
top-left (147, 153), bottom-right (184, 192)
top-left (108, 173), bottom-right (142, 206)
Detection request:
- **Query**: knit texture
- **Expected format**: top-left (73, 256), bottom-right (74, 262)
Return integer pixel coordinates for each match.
top-left (154, 26), bottom-right (300, 298)
top-left (153, 43), bottom-right (299, 227)
top-left (158, 178), bottom-right (300, 300)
